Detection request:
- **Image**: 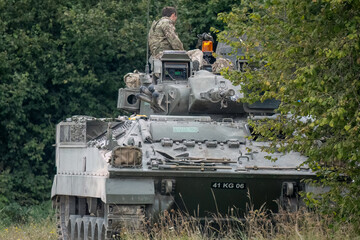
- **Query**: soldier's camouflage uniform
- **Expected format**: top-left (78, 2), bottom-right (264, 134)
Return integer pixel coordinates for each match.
top-left (148, 17), bottom-right (184, 56)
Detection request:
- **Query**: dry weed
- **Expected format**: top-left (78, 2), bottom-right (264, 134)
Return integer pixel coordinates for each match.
top-left (1, 208), bottom-right (358, 240)
top-left (121, 206), bottom-right (359, 240)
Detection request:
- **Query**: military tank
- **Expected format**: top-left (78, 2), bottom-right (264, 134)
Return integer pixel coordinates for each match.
top-left (51, 42), bottom-right (318, 239)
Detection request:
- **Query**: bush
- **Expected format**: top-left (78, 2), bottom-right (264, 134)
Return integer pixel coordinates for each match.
top-left (0, 201), bottom-right (54, 227)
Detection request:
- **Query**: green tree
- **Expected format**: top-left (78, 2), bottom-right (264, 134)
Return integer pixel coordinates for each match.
top-left (219, 0), bottom-right (360, 224)
top-left (0, 0), bottom-right (237, 211)
top-left (0, 0), bottom-right (151, 205)
top-left (176, 0), bottom-right (241, 49)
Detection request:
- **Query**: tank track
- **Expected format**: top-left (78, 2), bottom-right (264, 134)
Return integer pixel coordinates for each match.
top-left (55, 196), bottom-right (145, 240)
top-left (56, 196), bottom-right (70, 240)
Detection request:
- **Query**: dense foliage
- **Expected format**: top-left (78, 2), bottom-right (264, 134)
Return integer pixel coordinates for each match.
top-left (219, 0), bottom-right (360, 224)
top-left (0, 0), bottom-right (239, 214)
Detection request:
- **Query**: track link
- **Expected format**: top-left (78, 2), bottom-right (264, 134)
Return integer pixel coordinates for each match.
top-left (55, 196), bottom-right (145, 240)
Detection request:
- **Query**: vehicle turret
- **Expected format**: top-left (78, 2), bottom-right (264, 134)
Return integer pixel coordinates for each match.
top-left (118, 50), bottom-right (247, 117)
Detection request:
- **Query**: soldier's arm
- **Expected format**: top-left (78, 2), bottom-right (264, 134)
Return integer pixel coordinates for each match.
top-left (161, 21), bottom-right (184, 51)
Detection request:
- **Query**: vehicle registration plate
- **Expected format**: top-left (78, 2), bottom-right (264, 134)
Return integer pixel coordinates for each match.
top-left (211, 182), bottom-right (246, 190)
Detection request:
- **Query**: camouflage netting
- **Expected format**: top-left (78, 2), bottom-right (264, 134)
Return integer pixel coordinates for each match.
top-left (124, 70), bottom-right (141, 88)
top-left (212, 58), bottom-right (233, 73)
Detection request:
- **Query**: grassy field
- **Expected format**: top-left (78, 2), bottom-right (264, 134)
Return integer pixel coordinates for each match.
top-left (0, 208), bottom-right (359, 240)
top-left (0, 218), bottom-right (57, 240)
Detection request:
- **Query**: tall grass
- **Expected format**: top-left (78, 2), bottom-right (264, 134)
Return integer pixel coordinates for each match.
top-left (119, 207), bottom-right (360, 240)
top-left (0, 201), bottom-right (358, 240)
top-left (0, 218), bottom-right (57, 240)
top-left (0, 201), bottom-right (57, 240)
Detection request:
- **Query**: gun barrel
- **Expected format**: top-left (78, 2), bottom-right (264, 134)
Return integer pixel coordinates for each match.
top-left (207, 88), bottom-right (236, 102)
top-left (220, 89), bottom-right (235, 98)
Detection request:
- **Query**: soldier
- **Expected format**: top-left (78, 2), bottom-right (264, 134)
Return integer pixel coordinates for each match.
top-left (148, 6), bottom-right (184, 56)
top-left (147, 6), bottom-right (232, 74)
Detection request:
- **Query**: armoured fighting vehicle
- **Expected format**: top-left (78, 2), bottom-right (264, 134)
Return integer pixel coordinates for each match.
top-left (51, 41), bottom-right (318, 239)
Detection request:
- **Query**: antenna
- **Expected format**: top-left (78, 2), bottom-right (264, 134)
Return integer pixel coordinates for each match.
top-left (145, 0), bottom-right (151, 74)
